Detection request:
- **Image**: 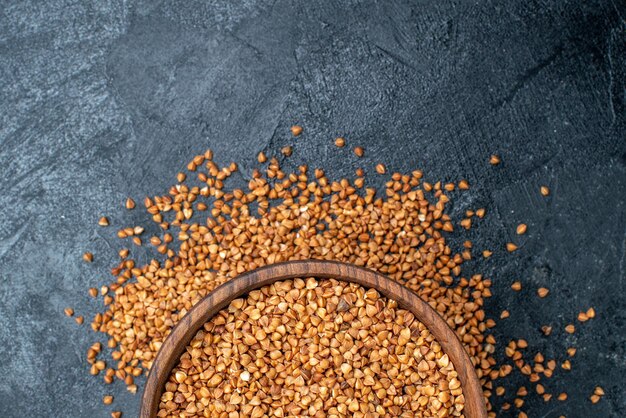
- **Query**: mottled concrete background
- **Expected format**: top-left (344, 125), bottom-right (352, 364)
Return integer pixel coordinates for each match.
top-left (1, 1), bottom-right (624, 417)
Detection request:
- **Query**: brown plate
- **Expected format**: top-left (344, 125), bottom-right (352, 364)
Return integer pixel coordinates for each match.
top-left (140, 260), bottom-right (488, 418)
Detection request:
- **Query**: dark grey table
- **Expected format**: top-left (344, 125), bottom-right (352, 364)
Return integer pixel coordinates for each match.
top-left (1, 1), bottom-right (624, 417)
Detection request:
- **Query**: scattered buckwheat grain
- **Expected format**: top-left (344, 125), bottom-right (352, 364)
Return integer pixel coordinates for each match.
top-left (489, 155), bottom-right (501, 165)
top-left (290, 125), bottom-right (303, 136)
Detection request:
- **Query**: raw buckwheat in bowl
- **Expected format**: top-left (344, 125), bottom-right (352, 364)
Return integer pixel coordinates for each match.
top-left (140, 260), bottom-right (488, 418)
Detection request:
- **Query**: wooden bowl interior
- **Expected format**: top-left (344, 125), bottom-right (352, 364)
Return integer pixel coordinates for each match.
top-left (140, 260), bottom-right (487, 418)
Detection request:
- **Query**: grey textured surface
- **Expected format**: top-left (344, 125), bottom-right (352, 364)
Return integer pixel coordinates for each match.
top-left (1, 1), bottom-right (625, 417)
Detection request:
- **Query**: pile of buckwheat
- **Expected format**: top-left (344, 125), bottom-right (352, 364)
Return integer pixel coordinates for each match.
top-left (159, 278), bottom-right (465, 417)
top-left (74, 131), bottom-right (602, 417)
top-left (83, 136), bottom-right (496, 414)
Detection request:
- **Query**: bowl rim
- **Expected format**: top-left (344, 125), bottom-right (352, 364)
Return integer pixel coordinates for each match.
top-left (140, 259), bottom-right (488, 418)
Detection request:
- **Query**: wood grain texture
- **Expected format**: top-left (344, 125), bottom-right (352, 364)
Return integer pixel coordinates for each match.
top-left (140, 260), bottom-right (488, 418)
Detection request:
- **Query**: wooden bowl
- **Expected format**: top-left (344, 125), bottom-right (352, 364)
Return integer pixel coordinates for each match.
top-left (140, 260), bottom-right (488, 418)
